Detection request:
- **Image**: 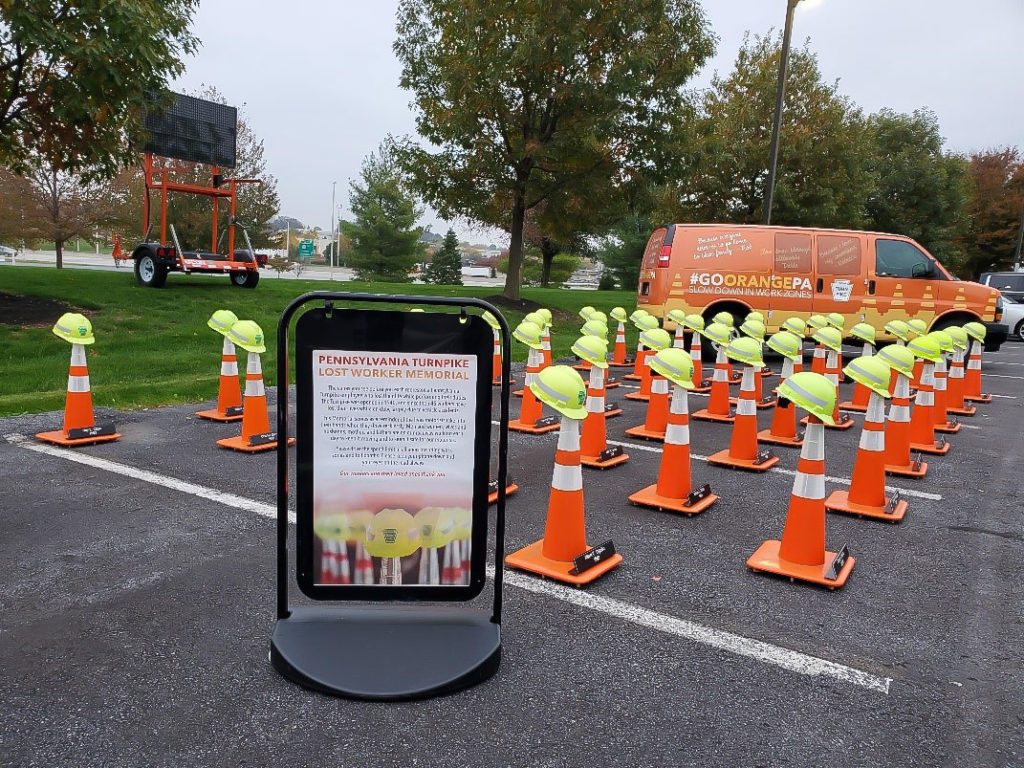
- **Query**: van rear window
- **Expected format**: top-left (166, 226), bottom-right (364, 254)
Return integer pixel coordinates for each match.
top-left (642, 228), bottom-right (668, 269)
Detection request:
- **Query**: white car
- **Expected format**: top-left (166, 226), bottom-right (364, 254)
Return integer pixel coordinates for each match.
top-left (1001, 295), bottom-right (1024, 341)
top-left (0, 244), bottom-right (15, 258)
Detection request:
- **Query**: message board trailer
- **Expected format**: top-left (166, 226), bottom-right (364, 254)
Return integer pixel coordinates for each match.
top-left (271, 292), bottom-right (510, 699)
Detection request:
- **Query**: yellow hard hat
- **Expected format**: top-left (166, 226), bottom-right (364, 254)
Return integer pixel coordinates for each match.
top-left (610, 307), bottom-right (628, 323)
top-left (579, 306), bottom-right (596, 321)
top-left (580, 319), bottom-right (608, 338)
top-left (702, 322), bottom-right (732, 346)
top-left (812, 325), bottom-right (843, 352)
top-left (725, 336), bottom-right (764, 368)
top-left (649, 347), bottom-right (695, 389)
top-left (588, 310), bottom-right (607, 327)
top-left (481, 311), bottom-right (501, 330)
top-left (667, 308), bottom-right (688, 326)
top-left (52, 312), bottom-right (95, 345)
top-left (877, 344), bottom-right (915, 377)
top-left (782, 317), bottom-right (806, 337)
top-left (845, 356), bottom-right (892, 399)
top-left (313, 513), bottom-right (350, 542)
top-left (536, 308), bottom-right (553, 327)
top-left (964, 321), bottom-right (986, 342)
top-left (207, 309), bottom-right (239, 337)
top-left (766, 330), bottom-right (802, 361)
top-left (530, 365), bottom-right (588, 420)
top-left (629, 309), bottom-right (649, 325)
top-left (364, 508), bottom-right (421, 559)
top-left (523, 311), bottom-right (544, 327)
top-left (807, 314), bottom-right (828, 331)
top-left (928, 330), bottom-right (953, 354)
top-left (712, 310), bottom-right (734, 328)
top-left (907, 334), bottom-right (941, 362)
top-left (683, 313), bottom-right (705, 332)
top-left (415, 506), bottom-right (458, 549)
top-left (746, 311), bottom-right (765, 324)
top-left (778, 371), bottom-right (836, 426)
top-left (906, 318), bottom-right (928, 337)
top-left (513, 321), bottom-right (544, 349)
top-left (572, 335), bottom-right (609, 369)
top-left (884, 320), bottom-right (911, 342)
top-left (946, 326), bottom-right (968, 351)
top-left (826, 312), bottom-right (845, 330)
top-left (453, 506), bottom-right (472, 538)
top-left (739, 318), bottom-right (766, 342)
top-left (850, 322), bottom-right (875, 344)
top-left (347, 509), bottom-right (373, 538)
top-left (635, 314), bottom-right (659, 331)
top-left (639, 327), bottom-right (672, 351)
top-left (227, 319), bottom-right (266, 353)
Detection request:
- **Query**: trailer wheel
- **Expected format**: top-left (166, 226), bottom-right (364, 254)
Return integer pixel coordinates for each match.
top-left (135, 254), bottom-right (167, 288)
top-left (231, 269), bottom-right (260, 289)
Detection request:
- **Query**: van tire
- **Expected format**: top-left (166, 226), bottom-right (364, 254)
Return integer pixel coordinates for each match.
top-left (931, 312), bottom-right (978, 334)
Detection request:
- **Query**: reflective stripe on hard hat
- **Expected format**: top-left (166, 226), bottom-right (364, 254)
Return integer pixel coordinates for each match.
top-left (850, 361), bottom-right (888, 388)
top-left (533, 375), bottom-right (578, 410)
top-left (792, 471), bottom-right (826, 500)
top-left (781, 378), bottom-right (831, 411)
top-left (551, 463), bottom-right (583, 492)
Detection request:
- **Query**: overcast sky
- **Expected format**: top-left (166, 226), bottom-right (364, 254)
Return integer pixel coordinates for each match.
top-left (174, 0), bottom-right (1023, 242)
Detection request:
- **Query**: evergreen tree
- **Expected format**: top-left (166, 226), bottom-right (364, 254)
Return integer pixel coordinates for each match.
top-left (425, 229), bottom-right (463, 285)
top-left (342, 141), bottom-right (423, 282)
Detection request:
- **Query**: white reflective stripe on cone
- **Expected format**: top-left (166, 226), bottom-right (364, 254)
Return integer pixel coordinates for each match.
top-left (245, 377), bottom-right (266, 397)
top-left (670, 386), bottom-right (689, 414)
top-left (221, 361), bottom-right (239, 376)
top-left (860, 343), bottom-right (873, 358)
top-left (934, 376), bottom-right (947, 391)
top-left (665, 422), bottom-right (690, 446)
top-left (585, 395), bottom-right (605, 413)
top-left (920, 365), bottom-right (935, 387)
top-left (803, 423), bottom-right (825, 461)
top-left (889, 404), bottom-right (910, 422)
top-left (950, 365), bottom-right (964, 379)
top-left (916, 390), bottom-right (934, 406)
top-left (712, 368), bottom-right (729, 382)
top-left (740, 367), bottom-right (755, 392)
top-left (894, 375), bottom-right (911, 399)
top-left (865, 393), bottom-right (886, 424)
top-left (792, 471), bottom-right (826, 500)
top-left (673, 327), bottom-right (685, 348)
top-left (221, 337), bottom-right (236, 356)
top-left (859, 429), bottom-right (885, 452)
top-left (551, 462), bottom-right (583, 492)
top-left (71, 344), bottom-right (87, 366)
top-left (652, 378), bottom-right (669, 394)
top-left (781, 358), bottom-right (794, 380)
top-left (591, 366), bottom-right (605, 388)
top-left (736, 398), bottom-right (757, 416)
top-left (247, 352), bottom-right (262, 375)
top-left (67, 374), bottom-right (90, 393)
top-left (557, 417), bottom-right (581, 451)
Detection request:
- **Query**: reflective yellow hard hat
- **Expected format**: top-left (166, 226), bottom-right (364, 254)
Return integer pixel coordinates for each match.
top-left (739, 318), bottom-right (766, 342)
top-left (207, 309), bottom-right (239, 337)
top-left (702, 321), bottom-right (732, 346)
top-left (588, 311), bottom-right (607, 327)
top-left (746, 311), bottom-right (765, 324)
top-left (778, 371), bottom-right (836, 426)
top-left (523, 311), bottom-right (544, 328)
top-left (635, 314), bottom-right (659, 331)
top-left (453, 506), bottom-right (472, 539)
top-left (572, 335), bottom-right (609, 369)
top-left (683, 313), bottom-right (705, 332)
top-left (877, 344), bottom-right (916, 377)
top-left (928, 330), bottom-right (953, 354)
top-left (782, 317), bottom-right (806, 337)
top-left (826, 312), bottom-right (845, 330)
top-left (850, 322), bottom-right (876, 344)
top-left (884, 320), bottom-right (911, 342)
top-left (650, 347), bottom-right (695, 389)
top-left (906, 318), bottom-right (928, 338)
top-left (629, 309), bottom-right (649, 325)
top-left (725, 336), bottom-right (765, 368)
top-left (639, 327), bottom-right (672, 351)
top-left (964, 321), bottom-right (986, 342)
top-left (946, 326), bottom-right (968, 351)
top-left (845, 356), bottom-right (892, 399)
top-left (531, 365), bottom-right (588, 420)
top-left (766, 330), bottom-right (802, 361)
top-left (52, 312), bottom-right (95, 345)
top-left (812, 325), bottom-right (843, 353)
top-left (907, 334), bottom-right (941, 362)
top-left (364, 508), bottom-right (421, 559)
top-left (667, 308), bottom-right (687, 326)
top-left (513, 321), bottom-right (544, 349)
top-left (313, 513), bottom-right (350, 542)
top-left (712, 310), bottom-right (734, 328)
top-left (807, 314), bottom-right (828, 331)
top-left (536, 308), bottom-right (553, 327)
top-left (415, 506), bottom-right (458, 549)
top-left (346, 509), bottom-right (373, 538)
top-left (227, 319), bottom-right (266, 353)
top-left (580, 319), bottom-right (608, 338)
top-left (610, 307), bottom-right (628, 323)
top-left (578, 306), bottom-right (596, 321)
top-left (481, 311), bottom-right (501, 330)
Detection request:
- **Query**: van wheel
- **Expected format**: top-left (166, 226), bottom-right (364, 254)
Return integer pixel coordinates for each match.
top-left (931, 313), bottom-right (977, 334)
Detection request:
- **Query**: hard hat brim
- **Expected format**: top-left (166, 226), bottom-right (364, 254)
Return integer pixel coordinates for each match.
top-left (54, 331), bottom-right (95, 345)
top-left (236, 341), bottom-right (266, 353)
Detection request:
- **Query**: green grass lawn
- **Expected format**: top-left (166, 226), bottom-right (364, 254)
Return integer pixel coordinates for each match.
top-left (0, 266), bottom-right (636, 416)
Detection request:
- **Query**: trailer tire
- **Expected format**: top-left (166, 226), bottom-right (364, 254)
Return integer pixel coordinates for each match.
top-left (135, 254), bottom-right (168, 288)
top-left (231, 269), bottom-right (260, 289)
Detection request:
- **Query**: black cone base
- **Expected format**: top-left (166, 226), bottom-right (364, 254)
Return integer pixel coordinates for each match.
top-left (271, 606), bottom-right (501, 700)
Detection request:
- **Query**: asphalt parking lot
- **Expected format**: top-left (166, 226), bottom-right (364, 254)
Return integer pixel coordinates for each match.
top-left (2, 342), bottom-right (1022, 767)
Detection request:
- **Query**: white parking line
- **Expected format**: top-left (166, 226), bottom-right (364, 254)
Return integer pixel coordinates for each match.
top-left (981, 372), bottom-right (1024, 380)
top-left (3, 433), bottom-right (890, 695)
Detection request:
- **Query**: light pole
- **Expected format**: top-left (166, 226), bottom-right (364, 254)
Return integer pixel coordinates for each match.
top-left (763, 0), bottom-right (801, 225)
top-left (330, 181), bottom-right (337, 272)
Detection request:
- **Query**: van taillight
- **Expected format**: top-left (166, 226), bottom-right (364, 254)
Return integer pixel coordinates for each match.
top-left (657, 245), bottom-right (671, 268)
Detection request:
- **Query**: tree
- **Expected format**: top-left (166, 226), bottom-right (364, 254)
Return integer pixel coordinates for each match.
top-left (657, 34), bottom-right (871, 228)
top-left (863, 109), bottom-right (969, 271)
top-left (341, 142), bottom-right (423, 282)
top-left (499, 248), bottom-right (581, 288)
top-left (394, 0), bottom-right (715, 300)
top-left (594, 213), bottom-right (655, 290)
top-left (0, 0), bottom-right (199, 177)
top-left (956, 148), bottom-right (1024, 279)
top-left (424, 228), bottom-right (463, 284)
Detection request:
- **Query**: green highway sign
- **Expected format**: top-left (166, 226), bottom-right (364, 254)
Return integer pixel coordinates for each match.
top-left (298, 239), bottom-right (315, 259)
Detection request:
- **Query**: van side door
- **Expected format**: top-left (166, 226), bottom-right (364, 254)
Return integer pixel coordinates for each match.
top-left (812, 233), bottom-right (866, 328)
top-left (870, 237), bottom-right (949, 328)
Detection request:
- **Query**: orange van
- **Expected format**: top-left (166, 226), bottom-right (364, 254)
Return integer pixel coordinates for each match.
top-left (636, 224), bottom-right (1008, 349)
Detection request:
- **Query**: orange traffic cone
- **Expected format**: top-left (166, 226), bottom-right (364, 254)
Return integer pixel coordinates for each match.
top-left (748, 416), bottom-right (855, 588)
top-left (826, 392), bottom-right (908, 523)
top-left (541, 326), bottom-right (553, 368)
top-left (509, 347), bottom-right (561, 434)
top-left (759, 354), bottom-right (803, 448)
top-left (624, 337), bottom-right (646, 381)
top-left (883, 366), bottom-right (928, 478)
top-left (839, 341), bottom-right (874, 413)
top-left (490, 326), bottom-right (514, 387)
top-left (672, 323), bottom-right (687, 349)
top-left (488, 474), bottom-right (519, 505)
top-left (689, 331), bottom-right (711, 392)
top-left (804, 348), bottom-right (854, 430)
top-left (810, 344), bottom-right (826, 375)
top-left (625, 368), bottom-right (670, 441)
top-left (217, 349), bottom-right (295, 453)
top-left (964, 337), bottom-right (992, 403)
top-left (196, 334), bottom-right (244, 422)
top-left (505, 416), bottom-right (623, 585)
top-left (932, 354), bottom-right (960, 434)
top-left (947, 344), bottom-right (976, 417)
top-left (708, 362), bottom-right (779, 472)
top-left (629, 379), bottom-right (717, 515)
top-left (625, 348), bottom-right (654, 401)
top-left (581, 365), bottom-right (629, 468)
top-left (37, 342), bottom-right (123, 447)
top-left (354, 541), bottom-right (374, 584)
top-left (908, 360), bottom-right (950, 455)
top-left (609, 321), bottom-right (632, 367)
top-left (692, 344), bottom-right (735, 423)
